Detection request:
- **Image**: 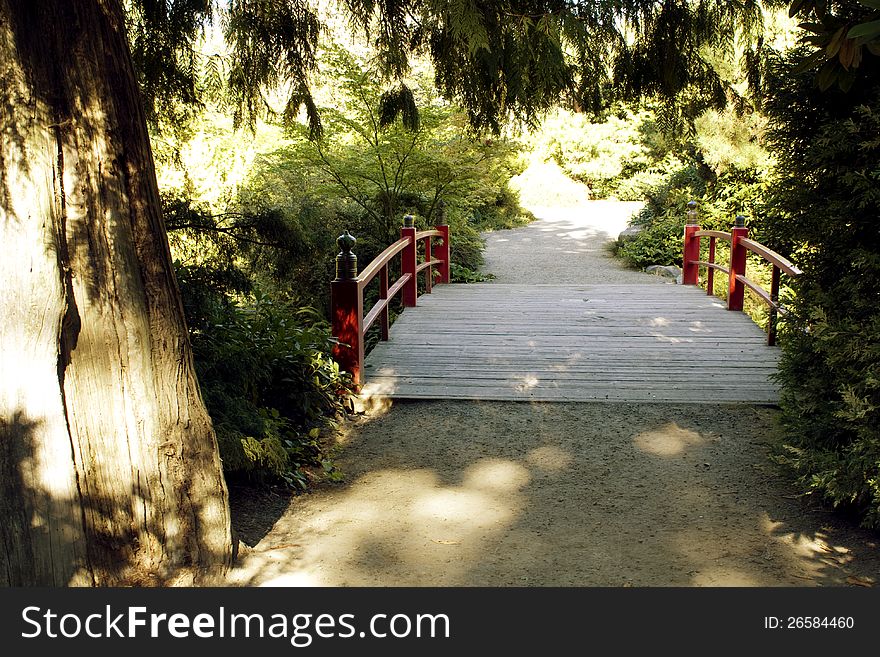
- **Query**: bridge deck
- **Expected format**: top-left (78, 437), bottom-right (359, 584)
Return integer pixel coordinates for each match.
top-left (361, 283), bottom-right (780, 404)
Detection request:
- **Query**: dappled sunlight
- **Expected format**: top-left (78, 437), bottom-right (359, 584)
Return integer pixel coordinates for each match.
top-left (360, 379), bottom-right (399, 397)
top-left (670, 529), bottom-right (781, 587)
top-left (649, 333), bottom-right (686, 344)
top-left (233, 460), bottom-right (533, 586)
top-left (758, 514), bottom-right (876, 584)
top-left (513, 374), bottom-right (540, 391)
top-left (525, 445), bottom-right (573, 472)
top-left (463, 458), bottom-right (531, 492)
top-left (228, 402), bottom-right (880, 587)
top-left (648, 317), bottom-right (670, 327)
top-left (633, 423), bottom-right (704, 456)
top-left (673, 511), bottom-right (879, 587)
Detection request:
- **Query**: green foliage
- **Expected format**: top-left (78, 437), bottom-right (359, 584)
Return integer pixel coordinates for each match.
top-left (614, 101), bottom-right (773, 270)
top-left (694, 108), bottom-right (773, 174)
top-left (789, 0), bottom-right (880, 92)
top-left (247, 46), bottom-right (531, 276)
top-left (126, 0), bottom-right (213, 126)
top-left (617, 216), bottom-right (689, 269)
top-left (763, 49), bottom-right (880, 527)
top-left (163, 193), bottom-right (352, 486)
top-left (155, 45), bottom-right (534, 489)
top-left (126, 1), bottom-right (777, 138)
top-left (184, 284), bottom-right (352, 486)
top-left (535, 107), bottom-right (663, 200)
top-left (450, 263), bottom-right (495, 283)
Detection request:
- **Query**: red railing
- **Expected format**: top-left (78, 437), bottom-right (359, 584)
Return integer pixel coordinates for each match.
top-left (331, 216), bottom-right (450, 386)
top-left (682, 202), bottom-right (801, 346)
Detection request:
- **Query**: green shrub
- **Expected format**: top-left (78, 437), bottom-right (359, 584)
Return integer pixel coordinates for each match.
top-left (181, 278), bottom-right (353, 486)
top-left (764, 51), bottom-right (880, 528)
top-left (614, 105), bottom-right (772, 270)
top-left (537, 106), bottom-right (662, 199)
top-left (617, 217), bottom-right (685, 269)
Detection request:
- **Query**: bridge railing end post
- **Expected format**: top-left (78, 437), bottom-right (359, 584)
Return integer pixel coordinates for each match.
top-left (331, 231), bottom-right (364, 386)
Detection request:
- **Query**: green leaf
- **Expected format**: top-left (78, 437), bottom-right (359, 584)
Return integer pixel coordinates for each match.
top-left (826, 26), bottom-right (846, 57)
top-left (798, 22), bottom-right (827, 34)
top-left (847, 19), bottom-right (880, 40)
top-left (793, 49), bottom-right (827, 73)
top-left (816, 60), bottom-right (838, 90)
top-left (837, 67), bottom-right (857, 92)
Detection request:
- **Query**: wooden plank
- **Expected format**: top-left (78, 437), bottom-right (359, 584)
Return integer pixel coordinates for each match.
top-left (365, 365), bottom-right (778, 375)
top-left (359, 384), bottom-right (779, 404)
top-left (361, 282), bottom-right (780, 403)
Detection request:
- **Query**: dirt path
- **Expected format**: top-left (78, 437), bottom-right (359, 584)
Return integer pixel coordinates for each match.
top-left (228, 203), bottom-right (880, 587)
top-left (483, 201), bottom-right (660, 284)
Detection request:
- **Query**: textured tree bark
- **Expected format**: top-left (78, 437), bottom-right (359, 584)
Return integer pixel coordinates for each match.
top-left (0, 0), bottom-right (232, 585)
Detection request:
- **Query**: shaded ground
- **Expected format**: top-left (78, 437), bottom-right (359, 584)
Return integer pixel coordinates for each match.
top-left (228, 202), bottom-right (880, 587)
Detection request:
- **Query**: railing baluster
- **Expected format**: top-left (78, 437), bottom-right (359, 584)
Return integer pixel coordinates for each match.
top-left (434, 224), bottom-right (450, 284)
top-left (683, 201), bottom-right (701, 285)
top-left (424, 236), bottom-right (433, 293)
top-left (769, 265), bottom-right (780, 347)
top-left (707, 236), bottom-right (716, 295)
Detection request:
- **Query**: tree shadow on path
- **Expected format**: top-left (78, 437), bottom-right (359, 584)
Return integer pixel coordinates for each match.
top-left (229, 400), bottom-right (879, 587)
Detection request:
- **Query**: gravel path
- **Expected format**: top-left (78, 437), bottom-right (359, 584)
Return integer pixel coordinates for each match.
top-left (483, 201), bottom-right (666, 284)
top-left (228, 202), bottom-right (880, 587)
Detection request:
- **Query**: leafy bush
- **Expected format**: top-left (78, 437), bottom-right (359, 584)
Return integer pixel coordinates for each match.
top-left (535, 106), bottom-right (667, 199)
top-left (615, 161), bottom-right (704, 268)
top-left (764, 51), bottom-right (880, 528)
top-left (181, 277), bottom-right (352, 486)
top-left (615, 103), bottom-right (772, 270)
top-left (616, 216), bottom-right (686, 269)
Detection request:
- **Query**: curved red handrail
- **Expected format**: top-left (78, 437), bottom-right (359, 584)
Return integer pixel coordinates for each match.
top-left (331, 224), bottom-right (451, 385)
top-left (683, 221), bottom-right (800, 346)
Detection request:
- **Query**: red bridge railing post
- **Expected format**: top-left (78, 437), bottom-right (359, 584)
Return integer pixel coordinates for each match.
top-left (682, 200), bottom-right (700, 285)
top-left (728, 215), bottom-right (748, 312)
top-left (401, 214), bottom-right (417, 307)
top-left (331, 231), bottom-right (364, 386)
top-left (433, 224), bottom-right (450, 284)
top-left (433, 200), bottom-right (450, 284)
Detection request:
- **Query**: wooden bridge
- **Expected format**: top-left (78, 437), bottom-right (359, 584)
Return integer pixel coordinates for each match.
top-left (331, 206), bottom-right (800, 405)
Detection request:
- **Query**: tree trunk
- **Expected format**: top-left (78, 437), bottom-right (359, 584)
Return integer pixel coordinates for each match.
top-left (0, 0), bottom-right (232, 585)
